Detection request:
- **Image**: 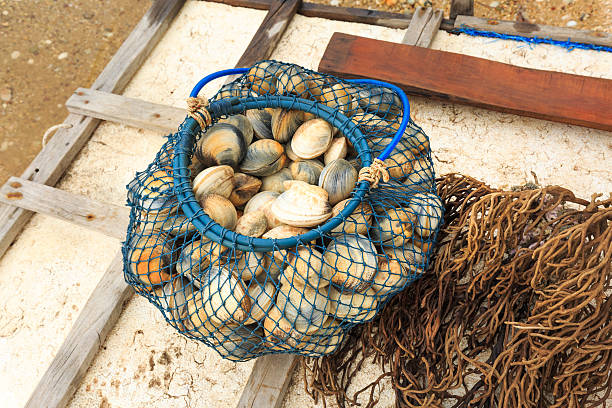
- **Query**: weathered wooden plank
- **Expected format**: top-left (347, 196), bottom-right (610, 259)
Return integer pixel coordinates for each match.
top-left (450, 0), bottom-right (473, 19)
top-left (0, 0), bottom-right (185, 259)
top-left (66, 88), bottom-right (185, 134)
top-left (0, 177), bottom-right (129, 240)
top-left (455, 15), bottom-right (612, 47)
top-left (236, 354), bottom-right (299, 408)
top-left (319, 33), bottom-right (612, 131)
top-left (416, 9), bottom-right (443, 48)
top-left (25, 253), bottom-right (132, 408)
top-left (402, 7), bottom-right (434, 46)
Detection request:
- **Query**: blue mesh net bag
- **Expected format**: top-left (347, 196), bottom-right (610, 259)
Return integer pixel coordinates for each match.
top-left (123, 60), bottom-right (443, 361)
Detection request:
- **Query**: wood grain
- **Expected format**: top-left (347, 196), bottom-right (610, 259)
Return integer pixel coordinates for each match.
top-left (0, 177), bottom-right (130, 240)
top-left (450, 0), bottom-right (474, 19)
top-left (236, 354), bottom-right (299, 408)
top-left (319, 33), bottom-right (612, 131)
top-left (455, 15), bottom-right (612, 47)
top-left (0, 0), bottom-right (185, 259)
top-left (402, 7), bottom-right (434, 46)
top-left (416, 9), bottom-right (443, 48)
top-left (66, 88), bottom-right (185, 134)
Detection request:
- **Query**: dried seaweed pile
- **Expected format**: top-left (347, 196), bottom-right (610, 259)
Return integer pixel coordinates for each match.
top-left (303, 173), bottom-right (612, 408)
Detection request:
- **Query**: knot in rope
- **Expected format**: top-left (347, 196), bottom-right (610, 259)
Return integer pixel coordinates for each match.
top-left (187, 97), bottom-right (212, 130)
top-left (358, 158), bottom-right (390, 188)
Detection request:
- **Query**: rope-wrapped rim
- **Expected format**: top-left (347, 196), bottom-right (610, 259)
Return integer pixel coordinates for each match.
top-left (173, 67), bottom-right (411, 252)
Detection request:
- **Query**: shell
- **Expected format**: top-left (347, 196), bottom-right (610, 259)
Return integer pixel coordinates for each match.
top-left (323, 137), bottom-right (348, 165)
top-left (371, 255), bottom-right (409, 296)
top-left (261, 167), bottom-right (293, 193)
top-left (329, 198), bottom-right (372, 235)
top-left (235, 210), bottom-right (267, 237)
top-left (178, 239), bottom-right (226, 286)
top-left (289, 159), bottom-right (324, 185)
top-left (324, 233), bottom-right (378, 291)
top-left (291, 119), bottom-right (333, 159)
top-left (319, 159), bottom-right (358, 206)
top-left (326, 287), bottom-right (378, 323)
top-left (275, 66), bottom-right (319, 97)
top-left (229, 173), bottom-right (262, 207)
top-left (128, 235), bottom-right (173, 288)
top-left (319, 84), bottom-right (358, 117)
top-left (195, 123), bottom-right (246, 169)
top-left (271, 109), bottom-right (304, 144)
top-left (262, 204), bottom-right (285, 230)
top-left (246, 61), bottom-right (280, 95)
top-left (244, 280), bottom-right (276, 324)
top-left (368, 137), bottom-right (415, 179)
top-left (198, 194), bottom-right (238, 230)
top-left (233, 250), bottom-right (267, 281)
top-left (269, 180), bottom-right (333, 227)
top-left (276, 283), bottom-right (328, 334)
top-left (370, 207), bottom-right (416, 246)
top-left (129, 169), bottom-right (177, 213)
top-left (219, 114), bottom-right (254, 145)
top-left (355, 86), bottom-right (402, 115)
top-left (240, 139), bottom-right (287, 177)
top-left (192, 165), bottom-right (235, 200)
top-left (162, 276), bottom-right (195, 330)
top-left (409, 192), bottom-right (443, 237)
top-left (157, 214), bottom-right (197, 237)
top-left (246, 109), bottom-right (273, 140)
top-left (383, 246), bottom-right (425, 274)
top-left (298, 330), bottom-right (345, 355)
top-left (262, 304), bottom-right (295, 346)
top-left (279, 247), bottom-right (333, 289)
top-left (351, 112), bottom-right (392, 134)
top-left (262, 225), bottom-right (309, 263)
top-left (403, 156), bottom-right (435, 191)
top-left (197, 265), bottom-right (251, 324)
top-left (244, 191), bottom-right (279, 214)
top-left (284, 143), bottom-right (299, 161)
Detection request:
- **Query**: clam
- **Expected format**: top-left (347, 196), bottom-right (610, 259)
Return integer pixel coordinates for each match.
top-left (299, 330), bottom-right (345, 355)
top-left (271, 109), bottom-right (304, 144)
top-left (198, 194), bottom-right (238, 231)
top-left (289, 159), bottom-right (324, 185)
top-left (157, 214), bottom-right (197, 237)
top-left (195, 123), bottom-right (246, 169)
top-left (403, 128), bottom-right (430, 156)
top-left (323, 233), bottom-right (378, 291)
top-left (262, 204), bottom-right (285, 230)
top-left (326, 287), bottom-right (378, 323)
top-left (232, 250), bottom-right (267, 281)
top-left (319, 159), bottom-right (358, 206)
top-left (240, 139), bottom-right (287, 177)
top-left (243, 191), bottom-right (279, 214)
top-left (276, 283), bottom-right (328, 334)
top-left (197, 265), bottom-right (251, 324)
top-left (246, 61), bottom-right (281, 95)
top-left (291, 119), bottom-right (333, 159)
top-left (275, 66), bottom-right (317, 97)
top-left (192, 165), bottom-right (235, 200)
top-left (409, 192), bottom-right (443, 238)
top-left (162, 276), bottom-right (194, 330)
top-left (323, 137), bottom-right (348, 165)
top-left (371, 255), bottom-right (409, 296)
top-left (319, 84), bottom-right (358, 117)
top-left (229, 173), bottom-right (262, 207)
top-left (246, 109), bottom-right (273, 140)
top-left (262, 304), bottom-right (294, 346)
top-left (261, 167), bottom-right (293, 193)
top-left (269, 180), bottom-right (333, 228)
top-left (368, 137), bottom-right (415, 179)
top-left (355, 86), bottom-right (402, 116)
top-left (244, 280), bottom-right (276, 324)
top-left (264, 253), bottom-right (283, 282)
top-left (177, 238), bottom-right (226, 286)
top-left (329, 198), bottom-right (372, 235)
top-left (285, 142), bottom-right (299, 161)
top-left (279, 247), bottom-right (333, 289)
top-left (351, 112), bottom-right (393, 135)
top-left (262, 225), bottom-right (309, 263)
top-left (383, 246), bottom-right (425, 274)
top-left (129, 169), bottom-right (177, 213)
top-left (403, 156), bottom-right (435, 191)
top-left (370, 207), bottom-right (416, 247)
top-left (128, 235), bottom-right (173, 288)
top-left (188, 158), bottom-right (206, 181)
top-left (406, 239), bottom-right (431, 264)
top-left (219, 114), bottom-right (254, 145)
top-left (235, 210), bottom-right (267, 238)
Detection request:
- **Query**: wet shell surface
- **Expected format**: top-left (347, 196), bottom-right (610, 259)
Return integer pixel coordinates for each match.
top-left (326, 287), bottom-right (378, 323)
top-left (162, 276), bottom-right (194, 331)
top-left (261, 167), bottom-right (293, 193)
top-left (276, 283), bottom-right (328, 334)
top-left (243, 191), bottom-right (279, 214)
top-left (229, 173), bottom-right (262, 207)
top-left (198, 194), bottom-right (238, 231)
top-left (324, 233), bottom-right (378, 291)
top-left (280, 247), bottom-right (333, 289)
top-left (128, 235), bottom-right (172, 287)
top-left (323, 137), bottom-right (348, 165)
top-left (244, 280), bottom-right (276, 324)
top-left (291, 119), bottom-right (333, 160)
top-left (246, 109), bottom-right (273, 140)
top-left (192, 165), bottom-right (235, 200)
top-left (269, 180), bottom-right (333, 228)
top-left (195, 123), bottom-right (246, 169)
top-left (289, 159), bottom-right (324, 185)
top-left (219, 114), bottom-right (253, 146)
top-left (240, 139), bottom-right (287, 177)
top-left (271, 109), bottom-right (304, 144)
top-left (329, 198), bottom-right (372, 235)
top-left (409, 192), bottom-right (443, 237)
top-left (371, 207), bottom-right (416, 247)
top-left (318, 159), bottom-right (358, 206)
top-left (235, 210), bottom-right (267, 238)
top-left (198, 265), bottom-right (251, 324)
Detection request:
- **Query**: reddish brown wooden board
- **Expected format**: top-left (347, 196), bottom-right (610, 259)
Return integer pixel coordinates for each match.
top-left (318, 33), bottom-right (612, 132)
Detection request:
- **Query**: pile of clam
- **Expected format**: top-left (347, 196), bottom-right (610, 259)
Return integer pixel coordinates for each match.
top-left (126, 64), bottom-right (443, 359)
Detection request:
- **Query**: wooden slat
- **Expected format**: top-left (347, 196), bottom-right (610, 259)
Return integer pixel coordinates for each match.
top-left (416, 9), bottom-right (443, 48)
top-left (455, 15), bottom-right (612, 47)
top-left (319, 33), bottom-right (612, 131)
top-left (0, 0), bottom-right (185, 259)
top-left (25, 253), bottom-right (131, 408)
top-left (236, 354), bottom-right (299, 408)
top-left (0, 177), bottom-right (129, 240)
top-left (402, 7), bottom-right (434, 46)
top-left (450, 0), bottom-right (473, 19)
top-left (66, 88), bottom-right (185, 134)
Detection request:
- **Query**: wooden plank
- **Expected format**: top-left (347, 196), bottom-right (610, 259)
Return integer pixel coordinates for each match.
top-left (0, 177), bottom-right (129, 240)
top-left (66, 88), bottom-right (185, 134)
top-left (416, 9), bottom-right (443, 48)
top-left (319, 33), bottom-right (612, 131)
top-left (235, 0), bottom-right (302, 68)
top-left (456, 15), bottom-right (612, 48)
top-left (450, 0), bottom-right (473, 19)
top-left (402, 7), bottom-right (434, 46)
top-left (25, 253), bottom-right (132, 408)
top-left (236, 354), bottom-right (299, 408)
top-left (0, 0), bottom-right (184, 259)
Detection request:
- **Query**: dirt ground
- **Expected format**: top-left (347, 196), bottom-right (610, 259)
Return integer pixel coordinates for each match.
top-left (0, 0), bottom-right (610, 186)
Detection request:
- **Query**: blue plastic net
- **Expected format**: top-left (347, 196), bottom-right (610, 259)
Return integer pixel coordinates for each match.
top-left (123, 60), bottom-right (443, 361)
